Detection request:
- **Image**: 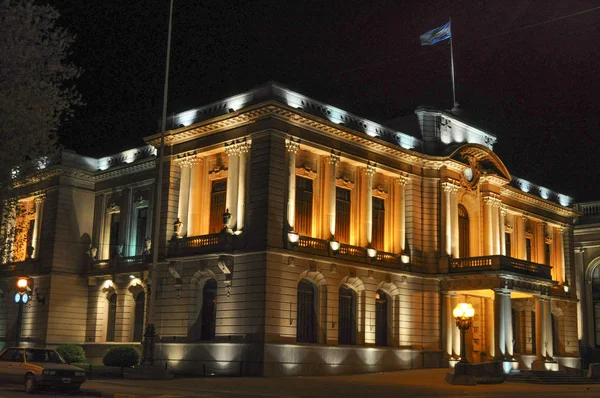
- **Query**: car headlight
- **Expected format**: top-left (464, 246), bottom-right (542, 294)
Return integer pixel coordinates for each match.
top-left (43, 370), bottom-right (57, 376)
top-left (75, 371), bottom-right (85, 377)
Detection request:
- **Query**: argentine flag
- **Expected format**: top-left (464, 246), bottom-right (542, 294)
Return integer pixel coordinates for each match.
top-left (420, 21), bottom-right (451, 46)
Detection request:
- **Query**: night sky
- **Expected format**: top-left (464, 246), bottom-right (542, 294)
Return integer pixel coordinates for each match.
top-left (47, 0), bottom-right (600, 202)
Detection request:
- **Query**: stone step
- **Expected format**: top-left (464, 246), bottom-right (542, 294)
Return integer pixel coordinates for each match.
top-left (506, 370), bottom-right (600, 384)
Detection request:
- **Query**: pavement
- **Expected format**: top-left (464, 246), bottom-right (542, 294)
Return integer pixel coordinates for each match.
top-left (2, 369), bottom-right (600, 397)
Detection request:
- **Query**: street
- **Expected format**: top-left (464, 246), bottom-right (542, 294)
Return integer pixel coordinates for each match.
top-left (0, 369), bottom-right (599, 397)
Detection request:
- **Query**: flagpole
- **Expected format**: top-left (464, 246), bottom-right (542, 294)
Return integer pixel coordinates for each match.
top-left (449, 17), bottom-right (456, 106)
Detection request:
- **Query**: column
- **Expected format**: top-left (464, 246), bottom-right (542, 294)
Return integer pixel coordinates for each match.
top-left (285, 139), bottom-right (300, 231)
top-left (494, 289), bottom-right (506, 359)
top-left (450, 187), bottom-right (459, 258)
top-left (225, 143), bottom-right (240, 230)
top-left (504, 290), bottom-right (513, 357)
top-left (544, 298), bottom-right (553, 359)
top-left (451, 295), bottom-right (461, 358)
top-left (236, 141), bottom-right (250, 232)
top-left (443, 292), bottom-right (454, 358)
top-left (398, 175), bottom-right (408, 252)
top-left (31, 195), bottom-right (45, 259)
top-left (328, 151), bottom-right (340, 238)
top-left (187, 156), bottom-right (202, 236)
top-left (518, 214), bottom-right (527, 260)
top-left (365, 162), bottom-right (376, 246)
top-left (176, 157), bottom-right (192, 237)
top-left (441, 183), bottom-right (452, 256)
top-left (574, 247), bottom-right (585, 341)
top-left (535, 296), bottom-right (545, 360)
top-left (500, 206), bottom-right (507, 256)
top-left (485, 297), bottom-right (495, 358)
top-left (492, 199), bottom-right (501, 255)
top-left (536, 222), bottom-right (545, 264)
top-left (483, 196), bottom-right (494, 255)
top-left (557, 226), bottom-right (566, 284)
top-left (119, 188), bottom-right (132, 255)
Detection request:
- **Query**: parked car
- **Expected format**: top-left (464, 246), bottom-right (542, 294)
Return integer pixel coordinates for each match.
top-left (0, 347), bottom-right (86, 393)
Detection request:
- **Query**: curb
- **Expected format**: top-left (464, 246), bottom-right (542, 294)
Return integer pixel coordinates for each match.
top-left (81, 390), bottom-right (146, 398)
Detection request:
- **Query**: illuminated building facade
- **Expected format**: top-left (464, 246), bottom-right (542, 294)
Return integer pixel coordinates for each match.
top-left (573, 202), bottom-right (600, 366)
top-left (0, 82), bottom-right (581, 376)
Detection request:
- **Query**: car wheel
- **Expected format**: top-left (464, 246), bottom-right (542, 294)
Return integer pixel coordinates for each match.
top-left (24, 374), bottom-right (37, 394)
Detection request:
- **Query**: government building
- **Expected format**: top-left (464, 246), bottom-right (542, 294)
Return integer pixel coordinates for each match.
top-left (0, 82), bottom-right (586, 376)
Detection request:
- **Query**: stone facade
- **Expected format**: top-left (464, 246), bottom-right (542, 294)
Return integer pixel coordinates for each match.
top-left (0, 82), bottom-right (582, 375)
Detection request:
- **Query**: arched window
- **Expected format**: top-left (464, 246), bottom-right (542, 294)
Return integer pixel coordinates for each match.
top-left (375, 290), bottom-right (389, 347)
top-left (133, 292), bottom-right (145, 342)
top-left (106, 293), bottom-right (117, 342)
top-left (200, 279), bottom-right (217, 341)
top-left (593, 267), bottom-right (600, 347)
top-left (338, 286), bottom-right (356, 345)
top-left (458, 205), bottom-right (470, 258)
top-left (297, 280), bottom-right (317, 343)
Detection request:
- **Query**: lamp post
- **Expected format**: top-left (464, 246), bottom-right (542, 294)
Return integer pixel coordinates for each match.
top-left (453, 302), bottom-right (475, 364)
top-left (15, 277), bottom-right (29, 345)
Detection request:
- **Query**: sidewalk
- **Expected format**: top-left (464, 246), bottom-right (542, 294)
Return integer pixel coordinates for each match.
top-left (80, 369), bottom-right (600, 398)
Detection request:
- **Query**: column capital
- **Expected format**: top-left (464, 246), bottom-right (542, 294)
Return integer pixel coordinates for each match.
top-left (441, 181), bottom-right (460, 195)
top-left (176, 151), bottom-right (200, 168)
top-left (395, 173), bottom-right (410, 186)
top-left (483, 195), bottom-right (501, 207)
top-left (225, 138), bottom-right (251, 156)
top-left (328, 150), bottom-right (341, 165)
top-left (500, 205), bottom-right (508, 216)
top-left (34, 195), bottom-right (46, 205)
top-left (285, 138), bottom-right (300, 153)
top-left (493, 288), bottom-right (511, 295)
top-left (521, 213), bottom-right (529, 222)
top-left (365, 161), bottom-right (377, 176)
top-left (575, 247), bottom-right (586, 254)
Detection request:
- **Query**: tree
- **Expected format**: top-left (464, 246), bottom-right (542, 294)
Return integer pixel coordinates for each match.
top-left (0, 0), bottom-right (80, 261)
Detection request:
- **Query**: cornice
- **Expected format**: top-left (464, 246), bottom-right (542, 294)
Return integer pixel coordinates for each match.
top-left (14, 159), bottom-right (156, 188)
top-left (501, 186), bottom-right (578, 218)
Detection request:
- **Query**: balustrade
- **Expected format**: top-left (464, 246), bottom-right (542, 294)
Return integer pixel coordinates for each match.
top-left (449, 255), bottom-right (552, 279)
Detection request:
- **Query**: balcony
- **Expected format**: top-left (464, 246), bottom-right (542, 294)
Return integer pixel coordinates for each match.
top-left (292, 235), bottom-right (411, 270)
top-left (449, 255), bottom-right (552, 280)
top-left (0, 259), bottom-right (40, 276)
top-left (168, 232), bottom-right (241, 258)
top-left (88, 255), bottom-right (150, 275)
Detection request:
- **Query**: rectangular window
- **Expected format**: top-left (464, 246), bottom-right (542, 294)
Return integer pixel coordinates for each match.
top-left (526, 237), bottom-right (532, 262)
top-left (372, 197), bottom-right (385, 250)
top-left (209, 179), bottom-right (227, 234)
top-left (335, 187), bottom-right (351, 244)
top-left (545, 243), bottom-right (551, 266)
top-left (135, 208), bottom-right (148, 255)
top-left (505, 233), bottom-right (511, 257)
top-left (295, 176), bottom-right (313, 236)
top-left (109, 213), bottom-right (120, 258)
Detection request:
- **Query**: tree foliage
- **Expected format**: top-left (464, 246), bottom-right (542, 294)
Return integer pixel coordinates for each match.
top-left (0, 0), bottom-right (80, 261)
top-left (0, 0), bottom-right (80, 188)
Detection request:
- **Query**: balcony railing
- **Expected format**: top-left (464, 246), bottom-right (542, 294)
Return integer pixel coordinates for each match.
top-left (292, 235), bottom-right (411, 270)
top-left (449, 255), bottom-right (552, 279)
top-left (168, 232), bottom-right (239, 257)
top-left (1, 259), bottom-right (40, 276)
top-left (89, 255), bottom-right (150, 275)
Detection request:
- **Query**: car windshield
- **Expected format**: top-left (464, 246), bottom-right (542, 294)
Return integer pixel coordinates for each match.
top-left (25, 349), bottom-right (65, 364)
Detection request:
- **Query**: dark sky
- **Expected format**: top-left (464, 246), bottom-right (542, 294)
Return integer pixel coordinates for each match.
top-left (48, 0), bottom-right (600, 202)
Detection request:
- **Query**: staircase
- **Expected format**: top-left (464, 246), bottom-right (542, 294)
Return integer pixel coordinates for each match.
top-left (507, 370), bottom-right (600, 384)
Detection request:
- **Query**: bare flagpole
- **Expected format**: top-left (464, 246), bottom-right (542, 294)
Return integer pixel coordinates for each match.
top-left (449, 17), bottom-right (457, 106)
top-left (143, 0), bottom-right (174, 365)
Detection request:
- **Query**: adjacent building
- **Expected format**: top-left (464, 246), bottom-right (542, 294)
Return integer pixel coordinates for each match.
top-left (0, 82), bottom-right (583, 376)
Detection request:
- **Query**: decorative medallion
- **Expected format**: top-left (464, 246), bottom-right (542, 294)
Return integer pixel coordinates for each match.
top-left (459, 152), bottom-right (481, 190)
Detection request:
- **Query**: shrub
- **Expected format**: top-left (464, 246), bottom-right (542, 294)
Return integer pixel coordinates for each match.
top-left (56, 344), bottom-right (85, 364)
top-left (102, 346), bottom-right (141, 367)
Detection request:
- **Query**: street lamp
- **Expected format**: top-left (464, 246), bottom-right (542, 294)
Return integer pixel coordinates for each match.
top-left (453, 302), bottom-right (475, 364)
top-left (15, 277), bottom-right (30, 345)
